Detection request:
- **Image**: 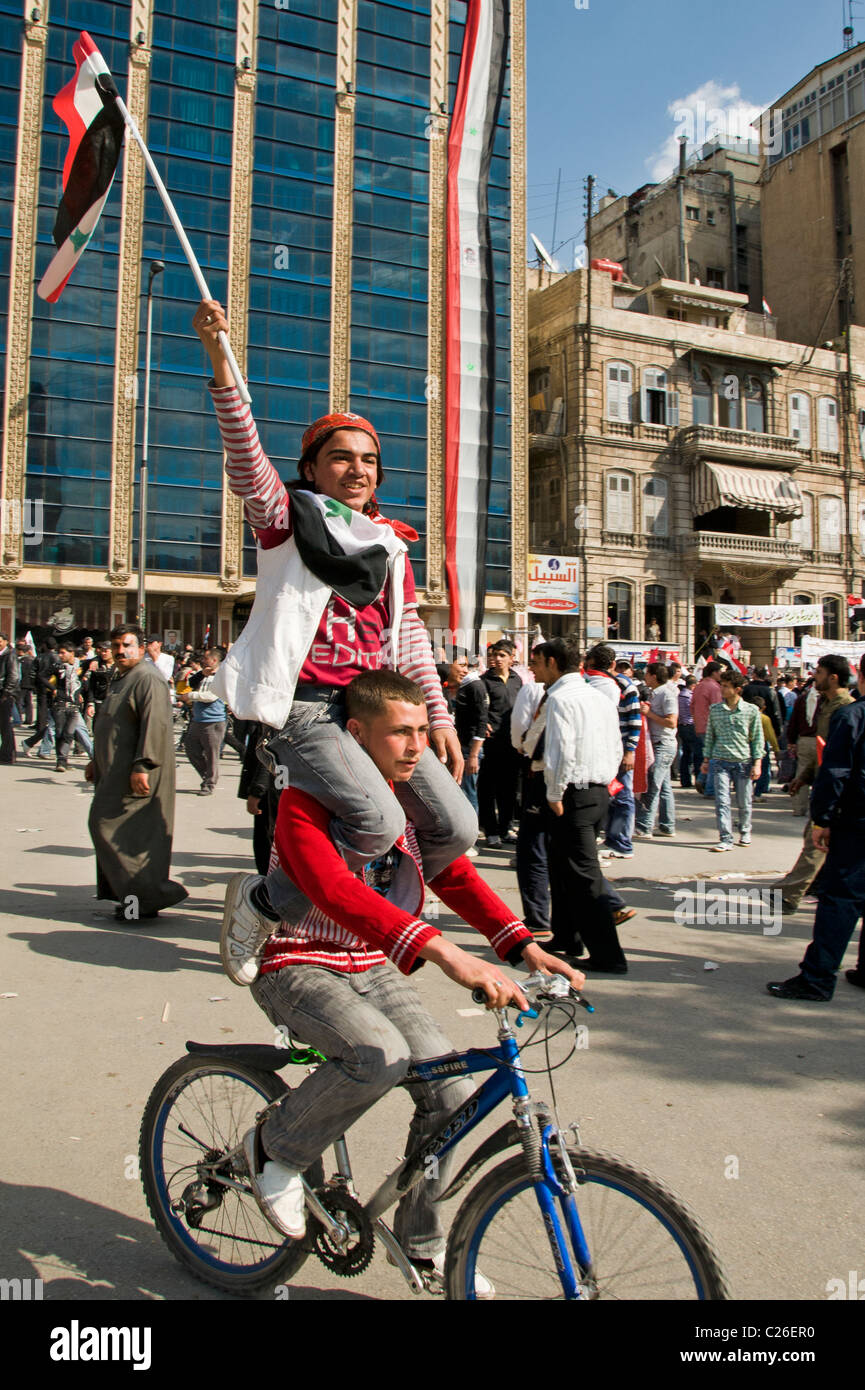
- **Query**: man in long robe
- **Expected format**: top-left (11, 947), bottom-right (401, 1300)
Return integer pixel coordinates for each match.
top-left (87, 626), bottom-right (188, 920)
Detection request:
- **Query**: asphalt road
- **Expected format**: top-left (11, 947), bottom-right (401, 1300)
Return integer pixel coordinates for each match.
top-left (1, 746), bottom-right (862, 1303)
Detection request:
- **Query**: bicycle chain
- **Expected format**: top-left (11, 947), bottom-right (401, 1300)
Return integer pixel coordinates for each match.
top-left (311, 1189), bottom-right (375, 1277)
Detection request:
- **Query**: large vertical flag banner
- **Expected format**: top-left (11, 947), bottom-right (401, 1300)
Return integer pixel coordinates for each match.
top-left (444, 0), bottom-right (509, 638)
top-left (37, 32), bottom-right (125, 303)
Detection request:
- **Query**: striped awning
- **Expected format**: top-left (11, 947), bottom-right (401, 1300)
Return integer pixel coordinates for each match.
top-left (693, 461), bottom-right (803, 519)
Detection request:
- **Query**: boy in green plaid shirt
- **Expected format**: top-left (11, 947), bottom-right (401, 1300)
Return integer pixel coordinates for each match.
top-left (701, 670), bottom-right (764, 852)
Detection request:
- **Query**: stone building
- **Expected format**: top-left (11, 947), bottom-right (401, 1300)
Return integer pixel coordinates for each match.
top-left (528, 267), bottom-right (865, 667)
top-left (760, 37), bottom-right (865, 348)
top-left (588, 138), bottom-right (763, 314)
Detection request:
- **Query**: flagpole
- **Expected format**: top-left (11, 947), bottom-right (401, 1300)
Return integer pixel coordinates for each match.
top-left (100, 73), bottom-right (251, 405)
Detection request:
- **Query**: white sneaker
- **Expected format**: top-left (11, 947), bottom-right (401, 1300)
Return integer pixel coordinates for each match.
top-left (422, 1251), bottom-right (495, 1299)
top-left (220, 874), bottom-right (274, 986)
top-left (711, 843), bottom-right (733, 853)
top-left (464, 845), bottom-right (479, 858)
top-left (738, 837), bottom-right (751, 847)
top-left (242, 1129), bottom-right (306, 1238)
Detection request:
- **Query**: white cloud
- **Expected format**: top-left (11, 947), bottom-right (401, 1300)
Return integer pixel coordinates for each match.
top-left (645, 80), bottom-right (768, 183)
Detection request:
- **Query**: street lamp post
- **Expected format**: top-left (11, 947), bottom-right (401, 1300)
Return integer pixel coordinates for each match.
top-left (137, 259), bottom-right (164, 634)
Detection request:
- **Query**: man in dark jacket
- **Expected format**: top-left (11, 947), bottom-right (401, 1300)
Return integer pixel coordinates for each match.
top-left (477, 641), bottom-right (523, 846)
top-left (786, 678), bottom-right (819, 814)
top-left (449, 652), bottom-right (488, 820)
top-left (82, 640), bottom-right (115, 727)
top-left (15, 640), bottom-right (34, 725)
top-left (22, 638), bottom-right (60, 758)
top-left (775, 656), bottom-right (853, 909)
top-left (768, 656), bottom-right (865, 1001)
top-left (0, 633), bottom-right (20, 764)
top-left (743, 667), bottom-right (783, 741)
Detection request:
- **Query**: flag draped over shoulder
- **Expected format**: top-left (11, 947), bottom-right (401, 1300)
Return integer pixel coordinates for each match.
top-left (444, 0), bottom-right (509, 638)
top-left (37, 31), bottom-right (125, 303)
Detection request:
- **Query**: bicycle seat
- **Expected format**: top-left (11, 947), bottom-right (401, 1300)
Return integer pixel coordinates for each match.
top-left (185, 1041), bottom-right (295, 1071)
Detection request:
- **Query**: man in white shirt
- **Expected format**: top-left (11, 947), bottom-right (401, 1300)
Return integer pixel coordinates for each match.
top-left (536, 638), bottom-right (627, 974)
top-left (145, 636), bottom-right (176, 684)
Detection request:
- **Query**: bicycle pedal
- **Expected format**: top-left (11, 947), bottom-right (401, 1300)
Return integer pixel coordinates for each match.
top-left (416, 1265), bottom-right (445, 1296)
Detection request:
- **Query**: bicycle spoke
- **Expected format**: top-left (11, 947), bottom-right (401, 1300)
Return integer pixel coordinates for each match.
top-left (449, 1151), bottom-right (725, 1300)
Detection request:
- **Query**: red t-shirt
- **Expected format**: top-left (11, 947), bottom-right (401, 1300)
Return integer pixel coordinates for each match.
top-left (256, 505), bottom-right (417, 689)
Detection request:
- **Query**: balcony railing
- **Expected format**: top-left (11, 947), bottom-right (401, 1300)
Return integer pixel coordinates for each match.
top-left (677, 424), bottom-right (807, 471)
top-left (676, 531), bottom-right (803, 564)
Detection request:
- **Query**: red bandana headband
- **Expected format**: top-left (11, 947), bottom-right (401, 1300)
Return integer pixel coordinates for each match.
top-left (300, 412), bottom-right (382, 469)
top-left (297, 411), bottom-right (420, 540)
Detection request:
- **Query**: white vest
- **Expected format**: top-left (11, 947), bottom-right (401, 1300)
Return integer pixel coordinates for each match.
top-left (212, 511), bottom-right (407, 728)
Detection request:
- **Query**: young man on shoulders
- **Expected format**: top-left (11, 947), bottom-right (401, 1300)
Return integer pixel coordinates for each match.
top-left (194, 300), bottom-right (475, 935)
top-left (221, 670), bottom-right (582, 1285)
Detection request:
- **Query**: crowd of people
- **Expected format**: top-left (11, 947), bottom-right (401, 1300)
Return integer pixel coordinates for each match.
top-left (4, 298), bottom-right (862, 1280)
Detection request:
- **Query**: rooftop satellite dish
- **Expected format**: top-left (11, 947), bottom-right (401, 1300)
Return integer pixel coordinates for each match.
top-left (530, 233), bottom-right (560, 273)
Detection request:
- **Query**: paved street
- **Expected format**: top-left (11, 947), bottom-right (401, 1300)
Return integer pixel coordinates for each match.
top-left (1, 749), bottom-right (862, 1302)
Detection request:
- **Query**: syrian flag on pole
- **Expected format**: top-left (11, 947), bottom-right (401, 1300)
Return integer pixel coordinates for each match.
top-left (717, 637), bottom-right (748, 675)
top-left (762, 297), bottom-right (773, 316)
top-left (37, 32), bottom-right (125, 303)
top-left (444, 0), bottom-right (509, 640)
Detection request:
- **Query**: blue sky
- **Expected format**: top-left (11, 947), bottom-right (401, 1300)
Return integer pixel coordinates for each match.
top-left (525, 0), bottom-right (858, 265)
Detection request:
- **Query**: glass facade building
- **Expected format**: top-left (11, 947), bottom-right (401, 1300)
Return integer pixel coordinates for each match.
top-left (0, 0), bottom-right (525, 649)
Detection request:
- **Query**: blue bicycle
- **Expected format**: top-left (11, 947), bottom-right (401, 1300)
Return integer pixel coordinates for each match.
top-left (140, 973), bottom-right (729, 1299)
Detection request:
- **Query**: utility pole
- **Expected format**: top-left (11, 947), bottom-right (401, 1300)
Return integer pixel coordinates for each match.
top-left (840, 257), bottom-right (855, 598)
top-left (553, 166), bottom-right (567, 259)
top-left (137, 259), bottom-right (164, 634)
top-left (580, 174), bottom-right (595, 649)
top-left (584, 174), bottom-right (594, 368)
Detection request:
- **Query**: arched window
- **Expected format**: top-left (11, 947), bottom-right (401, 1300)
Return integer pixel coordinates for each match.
top-left (819, 496), bottom-right (843, 552)
top-left (643, 476), bottom-right (669, 536)
top-left (607, 582), bottom-right (632, 640)
top-left (822, 596), bottom-right (841, 640)
top-left (791, 492), bottom-right (813, 550)
top-left (606, 361), bottom-right (633, 422)
top-left (692, 368), bottom-right (713, 426)
top-left (641, 367), bottom-right (679, 426)
top-left (744, 376), bottom-right (765, 433)
top-left (606, 471), bottom-right (634, 532)
top-left (644, 584), bottom-right (666, 640)
top-left (793, 592), bottom-right (813, 647)
top-left (817, 396), bottom-right (839, 451)
top-left (718, 373), bottom-right (740, 429)
top-left (789, 392), bottom-right (811, 448)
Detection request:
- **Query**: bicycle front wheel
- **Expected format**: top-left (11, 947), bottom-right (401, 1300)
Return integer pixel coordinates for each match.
top-left (446, 1147), bottom-right (729, 1300)
top-left (140, 1055), bottom-right (319, 1295)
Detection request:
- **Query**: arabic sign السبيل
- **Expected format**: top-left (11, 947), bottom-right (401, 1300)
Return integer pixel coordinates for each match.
top-left (527, 553), bottom-right (579, 615)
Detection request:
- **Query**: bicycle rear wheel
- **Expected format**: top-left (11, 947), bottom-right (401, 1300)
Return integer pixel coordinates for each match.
top-left (446, 1147), bottom-right (729, 1300)
top-left (140, 1054), bottom-right (320, 1295)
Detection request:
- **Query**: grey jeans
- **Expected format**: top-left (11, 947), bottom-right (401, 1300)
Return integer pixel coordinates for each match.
top-left (252, 963), bottom-right (476, 1258)
top-left (185, 720), bottom-right (225, 790)
top-left (263, 696), bottom-right (478, 920)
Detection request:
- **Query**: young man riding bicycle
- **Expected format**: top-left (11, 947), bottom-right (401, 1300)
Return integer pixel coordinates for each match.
top-left (221, 669), bottom-right (584, 1290)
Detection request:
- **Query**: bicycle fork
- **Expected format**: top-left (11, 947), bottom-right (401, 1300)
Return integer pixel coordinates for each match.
top-left (500, 1021), bottom-right (593, 1301)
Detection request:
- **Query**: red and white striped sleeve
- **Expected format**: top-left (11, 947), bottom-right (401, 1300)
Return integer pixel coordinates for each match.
top-left (397, 606), bottom-right (453, 731)
top-left (208, 384), bottom-right (289, 531)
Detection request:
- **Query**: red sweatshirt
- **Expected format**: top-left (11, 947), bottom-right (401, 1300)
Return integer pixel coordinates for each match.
top-left (261, 787), bottom-right (532, 976)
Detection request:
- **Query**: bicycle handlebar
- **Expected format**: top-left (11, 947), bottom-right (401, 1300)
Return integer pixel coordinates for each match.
top-left (471, 975), bottom-right (594, 1016)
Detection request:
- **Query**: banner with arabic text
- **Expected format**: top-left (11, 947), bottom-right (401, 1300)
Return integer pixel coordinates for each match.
top-left (800, 636), bottom-right (865, 666)
top-left (715, 603), bottom-right (821, 628)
